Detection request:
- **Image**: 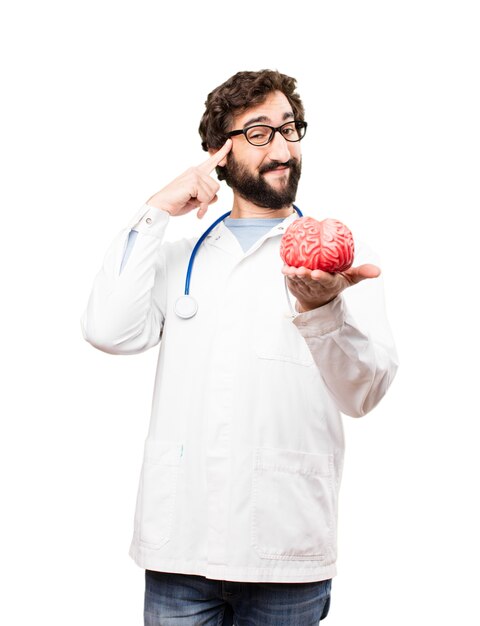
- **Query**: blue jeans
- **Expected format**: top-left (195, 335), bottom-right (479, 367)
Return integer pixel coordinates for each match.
top-left (144, 570), bottom-right (332, 625)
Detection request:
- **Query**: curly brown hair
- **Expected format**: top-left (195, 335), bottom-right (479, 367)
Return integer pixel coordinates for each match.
top-left (198, 69), bottom-right (305, 180)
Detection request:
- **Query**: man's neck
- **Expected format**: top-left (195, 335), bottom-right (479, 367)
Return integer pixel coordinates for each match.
top-left (229, 194), bottom-right (294, 219)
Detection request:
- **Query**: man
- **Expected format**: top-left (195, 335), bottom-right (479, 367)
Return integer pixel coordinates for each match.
top-left (82, 69), bottom-right (398, 625)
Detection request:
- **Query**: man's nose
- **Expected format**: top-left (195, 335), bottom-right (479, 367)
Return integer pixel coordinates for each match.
top-left (267, 130), bottom-right (291, 162)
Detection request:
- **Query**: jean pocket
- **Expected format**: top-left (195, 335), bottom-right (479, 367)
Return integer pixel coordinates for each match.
top-left (252, 447), bottom-right (335, 561)
top-left (137, 439), bottom-right (183, 549)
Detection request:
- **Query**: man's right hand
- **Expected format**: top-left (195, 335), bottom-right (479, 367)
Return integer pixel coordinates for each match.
top-left (146, 139), bottom-right (232, 219)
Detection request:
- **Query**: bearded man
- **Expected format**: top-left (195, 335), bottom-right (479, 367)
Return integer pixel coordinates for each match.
top-left (82, 69), bottom-right (398, 625)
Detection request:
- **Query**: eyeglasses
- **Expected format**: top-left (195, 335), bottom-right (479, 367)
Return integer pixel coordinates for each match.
top-left (227, 120), bottom-right (308, 146)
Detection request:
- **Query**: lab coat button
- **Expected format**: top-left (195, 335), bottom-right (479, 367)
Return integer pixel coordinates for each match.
top-left (146, 217), bottom-right (152, 225)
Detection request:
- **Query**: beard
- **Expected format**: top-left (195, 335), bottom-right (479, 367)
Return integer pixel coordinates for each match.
top-left (221, 154), bottom-right (302, 209)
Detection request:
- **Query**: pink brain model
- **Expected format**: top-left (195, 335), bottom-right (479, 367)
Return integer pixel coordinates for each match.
top-left (280, 217), bottom-right (355, 272)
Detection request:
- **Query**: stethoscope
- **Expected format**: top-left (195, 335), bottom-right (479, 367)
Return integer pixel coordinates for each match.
top-left (174, 204), bottom-right (304, 319)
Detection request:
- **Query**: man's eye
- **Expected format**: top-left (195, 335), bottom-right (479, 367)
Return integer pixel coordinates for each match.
top-left (249, 130), bottom-right (268, 139)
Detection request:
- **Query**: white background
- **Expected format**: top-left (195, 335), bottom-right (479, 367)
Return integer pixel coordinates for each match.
top-left (1, 0), bottom-right (479, 624)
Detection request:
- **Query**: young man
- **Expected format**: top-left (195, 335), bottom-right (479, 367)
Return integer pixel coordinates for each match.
top-left (82, 70), bottom-right (398, 625)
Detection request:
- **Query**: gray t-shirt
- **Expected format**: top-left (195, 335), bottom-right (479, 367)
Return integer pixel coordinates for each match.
top-left (224, 217), bottom-right (284, 252)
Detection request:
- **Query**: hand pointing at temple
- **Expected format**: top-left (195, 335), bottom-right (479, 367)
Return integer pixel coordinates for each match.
top-left (146, 139), bottom-right (232, 218)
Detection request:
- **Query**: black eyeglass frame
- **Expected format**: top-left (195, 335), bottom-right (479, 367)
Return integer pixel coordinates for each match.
top-left (227, 120), bottom-right (308, 146)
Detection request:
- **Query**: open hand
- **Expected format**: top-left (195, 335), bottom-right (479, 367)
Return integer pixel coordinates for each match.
top-left (282, 263), bottom-right (381, 312)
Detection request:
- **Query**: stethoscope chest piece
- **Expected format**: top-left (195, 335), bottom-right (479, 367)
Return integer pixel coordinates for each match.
top-left (175, 294), bottom-right (198, 319)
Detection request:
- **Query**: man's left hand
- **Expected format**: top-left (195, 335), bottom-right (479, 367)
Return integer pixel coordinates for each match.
top-left (282, 264), bottom-right (381, 312)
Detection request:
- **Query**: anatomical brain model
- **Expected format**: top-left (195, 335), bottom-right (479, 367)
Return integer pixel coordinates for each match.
top-left (280, 216), bottom-right (355, 272)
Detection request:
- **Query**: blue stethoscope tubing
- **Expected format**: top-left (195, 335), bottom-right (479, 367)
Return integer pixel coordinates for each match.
top-left (174, 204), bottom-right (303, 319)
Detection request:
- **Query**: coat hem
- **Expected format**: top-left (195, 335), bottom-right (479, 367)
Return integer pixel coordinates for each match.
top-left (129, 542), bottom-right (337, 583)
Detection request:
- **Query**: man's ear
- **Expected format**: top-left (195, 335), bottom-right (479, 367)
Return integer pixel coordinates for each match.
top-left (208, 147), bottom-right (228, 167)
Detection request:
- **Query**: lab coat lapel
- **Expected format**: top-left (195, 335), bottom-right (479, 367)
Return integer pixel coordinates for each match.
top-left (204, 222), bottom-right (243, 256)
top-left (241, 211), bottom-right (300, 258)
top-left (204, 211), bottom-right (300, 257)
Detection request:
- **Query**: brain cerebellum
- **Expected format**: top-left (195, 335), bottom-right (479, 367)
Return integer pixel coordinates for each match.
top-left (280, 217), bottom-right (355, 272)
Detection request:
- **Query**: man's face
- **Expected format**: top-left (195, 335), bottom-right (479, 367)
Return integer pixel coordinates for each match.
top-left (222, 91), bottom-right (302, 209)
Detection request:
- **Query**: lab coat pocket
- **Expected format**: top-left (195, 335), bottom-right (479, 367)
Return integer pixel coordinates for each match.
top-left (254, 318), bottom-right (314, 367)
top-left (252, 447), bottom-right (335, 561)
top-left (137, 439), bottom-right (183, 549)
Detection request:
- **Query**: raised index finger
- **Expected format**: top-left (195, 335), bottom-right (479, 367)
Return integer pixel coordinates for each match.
top-left (197, 139), bottom-right (232, 174)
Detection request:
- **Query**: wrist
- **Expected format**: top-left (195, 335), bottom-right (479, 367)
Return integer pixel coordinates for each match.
top-left (146, 193), bottom-right (174, 214)
top-left (295, 296), bottom-right (337, 313)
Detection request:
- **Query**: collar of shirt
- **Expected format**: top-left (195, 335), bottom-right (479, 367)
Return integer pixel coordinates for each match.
top-left (205, 211), bottom-right (299, 256)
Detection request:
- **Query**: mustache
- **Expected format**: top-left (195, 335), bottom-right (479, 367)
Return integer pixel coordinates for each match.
top-left (259, 159), bottom-right (297, 174)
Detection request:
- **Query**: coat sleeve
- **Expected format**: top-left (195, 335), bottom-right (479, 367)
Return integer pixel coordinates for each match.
top-left (81, 205), bottom-right (170, 355)
top-left (292, 241), bottom-right (399, 418)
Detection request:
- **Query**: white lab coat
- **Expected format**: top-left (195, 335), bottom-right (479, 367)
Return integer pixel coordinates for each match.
top-left (82, 204), bottom-right (398, 583)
